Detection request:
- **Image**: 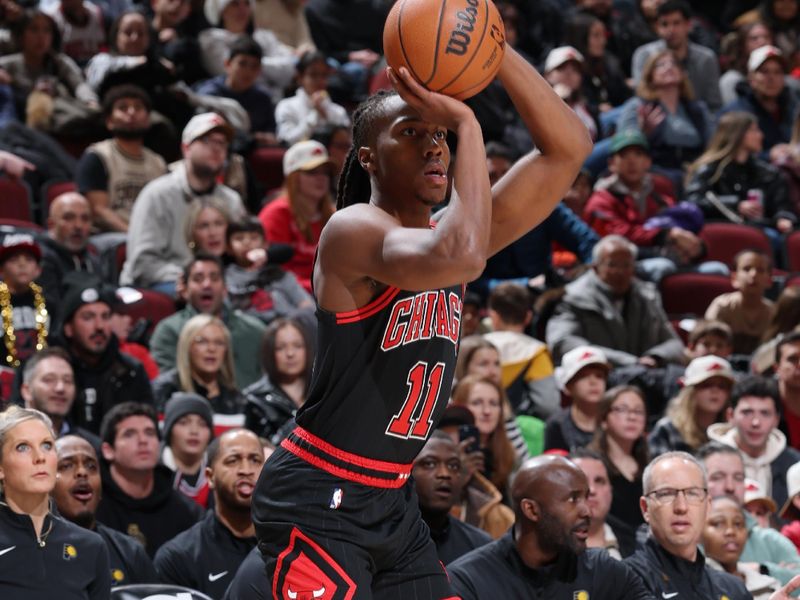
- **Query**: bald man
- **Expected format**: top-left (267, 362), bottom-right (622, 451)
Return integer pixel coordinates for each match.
top-left (53, 435), bottom-right (157, 586)
top-left (447, 455), bottom-right (652, 599)
top-left (39, 192), bottom-right (100, 305)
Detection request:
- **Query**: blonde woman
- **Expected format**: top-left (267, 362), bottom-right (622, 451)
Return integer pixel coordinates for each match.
top-left (0, 405), bottom-right (110, 597)
top-left (185, 197), bottom-right (232, 257)
top-left (152, 314), bottom-right (244, 419)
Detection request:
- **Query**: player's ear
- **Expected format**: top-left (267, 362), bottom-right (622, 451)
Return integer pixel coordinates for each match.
top-left (358, 146), bottom-right (375, 173)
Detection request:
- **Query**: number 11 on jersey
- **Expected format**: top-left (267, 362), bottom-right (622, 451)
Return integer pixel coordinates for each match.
top-left (385, 361), bottom-right (446, 440)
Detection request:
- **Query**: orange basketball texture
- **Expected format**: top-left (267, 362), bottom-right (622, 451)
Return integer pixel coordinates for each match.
top-left (383, 0), bottom-right (506, 100)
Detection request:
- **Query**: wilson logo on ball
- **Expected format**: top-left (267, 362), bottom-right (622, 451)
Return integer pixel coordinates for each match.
top-left (445, 0), bottom-right (480, 56)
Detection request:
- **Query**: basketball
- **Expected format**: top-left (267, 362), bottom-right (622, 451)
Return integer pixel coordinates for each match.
top-left (383, 0), bottom-right (506, 101)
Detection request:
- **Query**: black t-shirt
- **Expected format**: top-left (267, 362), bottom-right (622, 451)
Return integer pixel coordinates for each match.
top-left (75, 151), bottom-right (108, 194)
top-left (544, 408), bottom-right (595, 452)
top-left (430, 515), bottom-right (491, 566)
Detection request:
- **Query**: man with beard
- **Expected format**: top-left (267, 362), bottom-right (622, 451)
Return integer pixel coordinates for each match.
top-left (58, 272), bottom-right (154, 433)
top-left (413, 431), bottom-right (491, 564)
top-left (120, 112), bottom-right (245, 295)
top-left (75, 85), bottom-right (167, 233)
top-left (153, 429), bottom-right (264, 598)
top-left (447, 455), bottom-right (651, 598)
top-left (53, 435), bottom-right (157, 586)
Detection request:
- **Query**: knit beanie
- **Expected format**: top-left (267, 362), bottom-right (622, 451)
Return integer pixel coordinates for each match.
top-left (162, 392), bottom-right (215, 445)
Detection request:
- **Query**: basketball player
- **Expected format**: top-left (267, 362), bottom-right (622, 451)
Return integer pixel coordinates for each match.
top-left (253, 43), bottom-right (592, 599)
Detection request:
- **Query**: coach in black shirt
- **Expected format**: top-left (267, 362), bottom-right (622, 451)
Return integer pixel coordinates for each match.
top-left (54, 435), bottom-right (157, 586)
top-left (154, 429), bottom-right (264, 598)
top-left (448, 455), bottom-right (652, 599)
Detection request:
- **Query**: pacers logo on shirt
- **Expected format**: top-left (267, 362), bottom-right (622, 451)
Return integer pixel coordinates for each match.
top-left (63, 544), bottom-right (77, 560)
top-left (574, 592), bottom-right (589, 600)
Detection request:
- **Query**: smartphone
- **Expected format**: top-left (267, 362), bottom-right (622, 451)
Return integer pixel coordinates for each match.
top-left (458, 424), bottom-right (480, 454)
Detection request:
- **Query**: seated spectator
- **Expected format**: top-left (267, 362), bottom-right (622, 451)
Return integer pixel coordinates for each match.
top-left (708, 375), bottom-right (800, 512)
top-left (448, 455), bottom-right (651, 598)
top-left (38, 192), bottom-right (100, 308)
top-left (753, 275), bottom-right (800, 374)
top-left (703, 495), bottom-right (782, 598)
top-left (96, 402), bottom-right (203, 557)
top-left (0, 233), bottom-right (48, 367)
top-left (159, 392), bottom-right (214, 508)
top-left (571, 448), bottom-right (624, 559)
top-left (20, 347), bottom-right (99, 446)
top-left (251, 0), bottom-right (314, 51)
top-left (274, 50), bottom-right (350, 146)
top-left (631, 0), bottom-right (722, 110)
top-left (780, 461), bottom-right (800, 550)
top-left (776, 331), bottom-right (800, 447)
top-left (719, 21), bottom-right (774, 106)
top-left (154, 429), bottom-right (263, 597)
top-left (745, 478), bottom-right (779, 528)
top-left (649, 355), bottom-right (734, 456)
top-left (195, 37), bottom-right (280, 149)
top-left (53, 435), bottom-right (158, 586)
top-left (546, 234), bottom-right (686, 366)
top-left (451, 374), bottom-right (518, 497)
top-left (152, 314), bottom-right (246, 421)
top-left (243, 317), bottom-right (312, 443)
top-left (55, 272), bottom-right (154, 433)
top-left (120, 113), bottom-right (245, 294)
top-left (412, 431), bottom-right (492, 564)
top-left (43, 0), bottom-right (106, 68)
top-left (746, 0), bottom-right (800, 72)
top-left (0, 9), bottom-right (100, 135)
top-left (149, 253), bottom-right (266, 388)
top-left (258, 139), bottom-right (336, 292)
top-left (109, 301), bottom-right (159, 380)
top-left (584, 128), bottom-right (710, 282)
top-left (685, 111), bottom-right (795, 241)
top-left (483, 283), bottom-right (559, 419)
top-left (543, 46), bottom-right (599, 141)
top-left (588, 385), bottom-right (649, 554)
top-left (76, 84), bottom-right (167, 233)
top-left (687, 320), bottom-right (735, 362)
top-left (618, 49), bottom-right (713, 187)
top-left (150, 0), bottom-right (207, 86)
top-left (546, 345), bottom-right (610, 452)
top-left (705, 249), bottom-right (775, 356)
top-left (225, 217), bottom-right (314, 325)
top-left (184, 197), bottom-right (231, 258)
top-left (311, 123), bottom-right (351, 195)
top-left (0, 406), bottom-right (111, 597)
top-left (198, 0), bottom-right (294, 102)
top-left (720, 45), bottom-right (800, 161)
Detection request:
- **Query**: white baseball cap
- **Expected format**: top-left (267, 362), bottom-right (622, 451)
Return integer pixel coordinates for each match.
top-left (544, 46), bottom-right (584, 73)
top-left (282, 140), bottom-right (334, 177)
top-left (555, 345), bottom-right (609, 390)
top-left (182, 112), bottom-right (234, 146)
top-left (780, 462), bottom-right (800, 520)
top-left (744, 478), bottom-right (777, 514)
top-left (680, 355), bottom-right (734, 387)
top-left (748, 45), bottom-right (786, 73)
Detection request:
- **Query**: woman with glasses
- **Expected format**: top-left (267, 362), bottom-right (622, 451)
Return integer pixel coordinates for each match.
top-left (152, 314), bottom-right (245, 419)
top-left (589, 385), bottom-right (649, 555)
top-left (648, 355), bottom-right (736, 458)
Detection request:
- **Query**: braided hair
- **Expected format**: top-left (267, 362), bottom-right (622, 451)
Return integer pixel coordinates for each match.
top-left (336, 89), bottom-right (399, 210)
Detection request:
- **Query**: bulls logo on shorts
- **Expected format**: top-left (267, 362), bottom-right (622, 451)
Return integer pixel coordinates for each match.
top-left (273, 527), bottom-right (357, 600)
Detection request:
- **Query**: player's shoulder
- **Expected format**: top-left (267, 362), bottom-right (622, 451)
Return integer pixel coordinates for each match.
top-left (319, 203), bottom-right (397, 248)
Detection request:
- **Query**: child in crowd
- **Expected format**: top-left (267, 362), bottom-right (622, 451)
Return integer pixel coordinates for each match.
top-left (781, 462), bottom-right (800, 551)
top-left (744, 478), bottom-right (777, 530)
top-left (0, 234), bottom-right (49, 368)
top-left (705, 249), bottom-right (774, 356)
top-left (686, 319), bottom-right (735, 361)
top-left (544, 345), bottom-right (610, 452)
top-left (224, 216), bottom-right (314, 326)
top-left (274, 50), bottom-right (350, 146)
top-left (160, 392), bottom-right (215, 508)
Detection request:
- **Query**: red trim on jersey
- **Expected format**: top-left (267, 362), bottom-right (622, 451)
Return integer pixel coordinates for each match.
top-left (281, 438), bottom-right (409, 489)
top-left (293, 426), bottom-right (413, 472)
top-left (335, 286), bottom-right (401, 324)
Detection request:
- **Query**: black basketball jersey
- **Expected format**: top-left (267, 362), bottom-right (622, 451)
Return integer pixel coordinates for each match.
top-left (293, 283), bottom-right (463, 469)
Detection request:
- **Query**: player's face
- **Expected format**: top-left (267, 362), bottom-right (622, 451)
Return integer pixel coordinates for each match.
top-left (170, 414), bottom-right (212, 459)
top-left (103, 415), bottom-right (159, 472)
top-left (209, 430), bottom-right (264, 510)
top-left (274, 324), bottom-right (306, 381)
top-left (370, 97), bottom-right (451, 207)
top-left (465, 381), bottom-right (502, 438)
top-left (22, 356), bottom-right (76, 420)
top-left (54, 437), bottom-right (101, 525)
top-left (190, 323), bottom-right (228, 380)
top-left (412, 438), bottom-right (463, 514)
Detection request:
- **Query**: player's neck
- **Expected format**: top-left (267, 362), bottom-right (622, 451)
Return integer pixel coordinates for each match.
top-left (372, 195), bottom-right (432, 229)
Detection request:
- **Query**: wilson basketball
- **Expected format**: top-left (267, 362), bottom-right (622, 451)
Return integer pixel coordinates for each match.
top-left (383, 0), bottom-right (506, 100)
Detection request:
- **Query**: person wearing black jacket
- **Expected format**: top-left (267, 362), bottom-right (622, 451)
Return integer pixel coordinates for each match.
top-left (53, 434), bottom-right (157, 586)
top-left (154, 429), bottom-right (264, 598)
top-left (0, 405), bottom-right (111, 599)
top-left (625, 451), bottom-right (751, 600)
top-left (95, 403), bottom-right (202, 558)
top-left (447, 455), bottom-right (652, 599)
top-left (57, 272), bottom-right (154, 434)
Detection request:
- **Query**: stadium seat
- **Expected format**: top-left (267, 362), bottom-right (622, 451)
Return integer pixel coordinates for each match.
top-left (0, 218), bottom-right (43, 232)
top-left (699, 222), bottom-right (772, 268)
top-left (114, 288), bottom-right (177, 337)
top-left (40, 179), bottom-right (77, 221)
top-left (786, 230), bottom-right (800, 273)
top-left (659, 272), bottom-right (734, 319)
top-left (0, 177), bottom-right (34, 222)
top-left (249, 146), bottom-right (286, 195)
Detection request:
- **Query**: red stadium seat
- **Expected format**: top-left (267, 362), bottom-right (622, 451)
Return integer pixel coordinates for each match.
top-left (699, 222), bottom-right (772, 268)
top-left (249, 147), bottom-right (286, 196)
top-left (0, 177), bottom-right (34, 222)
top-left (41, 179), bottom-right (78, 220)
top-left (786, 230), bottom-right (800, 273)
top-left (114, 288), bottom-right (177, 337)
top-left (659, 272), bottom-right (734, 319)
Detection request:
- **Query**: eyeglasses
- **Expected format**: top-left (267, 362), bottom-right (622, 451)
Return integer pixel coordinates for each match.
top-left (193, 337), bottom-right (226, 349)
top-left (610, 406), bottom-right (646, 418)
top-left (646, 486), bottom-right (707, 505)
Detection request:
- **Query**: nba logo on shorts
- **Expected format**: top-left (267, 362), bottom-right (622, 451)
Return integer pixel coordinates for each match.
top-left (329, 488), bottom-right (343, 509)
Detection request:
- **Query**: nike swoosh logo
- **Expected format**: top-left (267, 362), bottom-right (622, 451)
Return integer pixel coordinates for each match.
top-left (0, 546), bottom-right (15, 557)
top-left (208, 571), bottom-right (228, 582)
top-left (662, 593), bottom-right (678, 599)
